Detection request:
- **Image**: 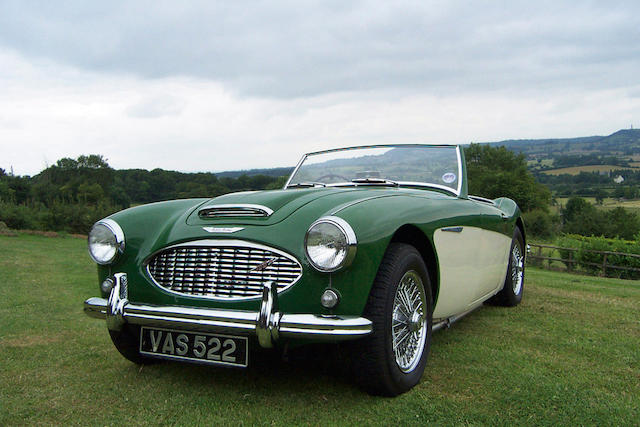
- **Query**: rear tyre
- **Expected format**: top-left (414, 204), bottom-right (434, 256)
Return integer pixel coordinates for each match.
top-left (109, 324), bottom-right (156, 365)
top-left (492, 227), bottom-right (525, 307)
top-left (353, 243), bottom-right (433, 396)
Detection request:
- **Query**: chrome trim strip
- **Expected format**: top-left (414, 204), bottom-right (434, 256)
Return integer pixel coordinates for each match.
top-left (278, 315), bottom-right (372, 338)
top-left (432, 306), bottom-right (478, 332)
top-left (83, 281), bottom-right (373, 347)
top-left (456, 145), bottom-right (463, 196)
top-left (144, 239), bottom-right (303, 301)
top-left (441, 226), bottom-right (463, 233)
top-left (198, 204), bottom-right (274, 218)
top-left (102, 219), bottom-right (126, 252)
top-left (469, 195), bottom-right (496, 205)
top-left (321, 181), bottom-right (458, 195)
top-left (303, 143), bottom-right (459, 157)
top-left (284, 153), bottom-right (308, 189)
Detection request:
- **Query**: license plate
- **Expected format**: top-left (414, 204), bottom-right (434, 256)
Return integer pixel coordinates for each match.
top-left (139, 327), bottom-right (248, 367)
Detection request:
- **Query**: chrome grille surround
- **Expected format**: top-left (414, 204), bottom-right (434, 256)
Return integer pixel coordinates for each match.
top-left (145, 240), bottom-right (302, 300)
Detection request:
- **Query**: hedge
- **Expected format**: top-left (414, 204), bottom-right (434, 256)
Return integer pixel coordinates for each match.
top-left (557, 234), bottom-right (640, 279)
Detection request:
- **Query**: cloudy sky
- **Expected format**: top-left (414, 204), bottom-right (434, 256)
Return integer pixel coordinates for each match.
top-left (1, 1), bottom-right (639, 176)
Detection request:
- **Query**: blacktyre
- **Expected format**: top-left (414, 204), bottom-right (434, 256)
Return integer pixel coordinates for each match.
top-left (492, 227), bottom-right (525, 307)
top-left (353, 243), bottom-right (433, 396)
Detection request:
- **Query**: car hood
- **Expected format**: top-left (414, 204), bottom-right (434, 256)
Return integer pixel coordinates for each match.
top-left (108, 186), bottom-right (458, 276)
top-left (186, 187), bottom-right (405, 226)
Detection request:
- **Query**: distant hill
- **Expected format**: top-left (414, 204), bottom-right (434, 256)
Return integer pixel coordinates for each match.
top-left (213, 129), bottom-right (640, 177)
top-left (215, 166), bottom-right (293, 178)
top-left (486, 129), bottom-right (640, 158)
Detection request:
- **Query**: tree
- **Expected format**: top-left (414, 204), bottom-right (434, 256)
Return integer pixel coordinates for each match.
top-left (563, 197), bottom-right (596, 224)
top-left (464, 144), bottom-right (551, 212)
top-left (522, 209), bottom-right (557, 239)
top-left (77, 154), bottom-right (110, 169)
top-left (56, 158), bottom-right (79, 170)
top-left (77, 182), bottom-right (104, 204)
top-left (0, 181), bottom-right (15, 203)
top-left (606, 207), bottom-right (640, 240)
top-left (561, 197), bottom-right (640, 239)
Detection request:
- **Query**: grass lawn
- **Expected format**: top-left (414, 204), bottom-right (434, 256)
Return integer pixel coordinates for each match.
top-left (1, 234), bottom-right (639, 426)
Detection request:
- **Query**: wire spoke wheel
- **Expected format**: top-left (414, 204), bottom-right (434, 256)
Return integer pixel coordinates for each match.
top-left (511, 243), bottom-right (524, 295)
top-left (391, 270), bottom-right (427, 373)
top-left (354, 243), bottom-right (432, 396)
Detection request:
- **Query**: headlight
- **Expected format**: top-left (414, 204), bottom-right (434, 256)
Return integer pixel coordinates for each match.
top-left (305, 216), bottom-right (357, 272)
top-left (88, 219), bottom-right (125, 265)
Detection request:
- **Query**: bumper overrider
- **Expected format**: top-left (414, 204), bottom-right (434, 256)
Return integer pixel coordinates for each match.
top-left (84, 273), bottom-right (372, 348)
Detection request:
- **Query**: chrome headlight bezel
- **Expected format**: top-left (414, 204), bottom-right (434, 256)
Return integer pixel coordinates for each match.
top-left (304, 216), bottom-right (357, 273)
top-left (88, 218), bottom-right (125, 265)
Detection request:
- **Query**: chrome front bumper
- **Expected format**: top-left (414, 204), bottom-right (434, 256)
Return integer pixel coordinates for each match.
top-left (84, 273), bottom-right (372, 348)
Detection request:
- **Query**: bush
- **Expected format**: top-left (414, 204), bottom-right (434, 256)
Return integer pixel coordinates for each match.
top-left (557, 234), bottom-right (640, 279)
top-left (561, 197), bottom-right (640, 240)
top-left (0, 220), bottom-right (17, 236)
top-left (556, 235), bottom-right (581, 270)
top-left (0, 201), bottom-right (121, 234)
top-left (523, 209), bottom-right (557, 240)
top-left (0, 202), bottom-right (42, 230)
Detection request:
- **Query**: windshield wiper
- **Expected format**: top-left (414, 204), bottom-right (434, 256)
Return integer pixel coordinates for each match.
top-left (351, 178), bottom-right (399, 187)
top-left (287, 182), bottom-right (327, 188)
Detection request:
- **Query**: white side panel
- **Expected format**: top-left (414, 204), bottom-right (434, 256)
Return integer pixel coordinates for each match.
top-left (432, 226), bottom-right (511, 319)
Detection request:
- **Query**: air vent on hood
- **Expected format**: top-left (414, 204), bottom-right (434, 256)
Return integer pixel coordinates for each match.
top-left (198, 204), bottom-right (274, 218)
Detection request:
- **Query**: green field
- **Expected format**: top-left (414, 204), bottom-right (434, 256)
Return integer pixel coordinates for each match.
top-left (554, 197), bottom-right (640, 215)
top-left (1, 234), bottom-right (639, 426)
top-left (542, 165), bottom-right (640, 175)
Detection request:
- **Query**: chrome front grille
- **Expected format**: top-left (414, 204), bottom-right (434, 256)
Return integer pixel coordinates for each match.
top-left (146, 241), bottom-right (302, 300)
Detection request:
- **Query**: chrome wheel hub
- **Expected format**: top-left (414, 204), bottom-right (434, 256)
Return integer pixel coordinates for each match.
top-left (408, 311), bottom-right (422, 333)
top-left (511, 243), bottom-right (524, 295)
top-left (391, 270), bottom-right (427, 373)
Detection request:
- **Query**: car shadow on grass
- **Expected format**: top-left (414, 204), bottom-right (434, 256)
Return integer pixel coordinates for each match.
top-left (128, 342), bottom-right (368, 398)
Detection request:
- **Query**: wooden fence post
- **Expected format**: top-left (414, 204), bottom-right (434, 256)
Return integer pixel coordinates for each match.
top-left (568, 251), bottom-right (573, 272)
top-left (537, 246), bottom-right (542, 267)
top-left (526, 243), bottom-right (640, 278)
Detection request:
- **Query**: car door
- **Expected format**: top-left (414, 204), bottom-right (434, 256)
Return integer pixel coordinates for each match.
top-left (431, 199), bottom-right (512, 319)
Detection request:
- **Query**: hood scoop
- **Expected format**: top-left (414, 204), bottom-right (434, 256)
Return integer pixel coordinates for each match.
top-left (198, 204), bottom-right (274, 218)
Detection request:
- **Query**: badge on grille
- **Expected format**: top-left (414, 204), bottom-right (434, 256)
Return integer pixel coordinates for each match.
top-left (203, 227), bottom-right (244, 233)
top-left (250, 257), bottom-right (277, 272)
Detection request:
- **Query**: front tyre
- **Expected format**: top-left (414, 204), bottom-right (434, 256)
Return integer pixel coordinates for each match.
top-left (492, 227), bottom-right (525, 307)
top-left (109, 324), bottom-right (156, 365)
top-left (353, 243), bottom-right (433, 396)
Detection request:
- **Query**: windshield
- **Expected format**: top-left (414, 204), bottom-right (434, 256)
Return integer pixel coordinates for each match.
top-left (286, 145), bottom-right (461, 194)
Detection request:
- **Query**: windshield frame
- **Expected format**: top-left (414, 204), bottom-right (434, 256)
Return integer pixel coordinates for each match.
top-left (284, 144), bottom-right (463, 196)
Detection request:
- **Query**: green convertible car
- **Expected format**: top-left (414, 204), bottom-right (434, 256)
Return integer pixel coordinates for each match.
top-left (84, 144), bottom-right (526, 396)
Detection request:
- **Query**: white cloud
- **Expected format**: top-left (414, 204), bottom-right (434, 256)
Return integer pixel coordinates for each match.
top-left (1, 2), bottom-right (640, 176)
top-left (1, 1), bottom-right (638, 97)
top-left (2, 48), bottom-right (639, 177)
